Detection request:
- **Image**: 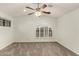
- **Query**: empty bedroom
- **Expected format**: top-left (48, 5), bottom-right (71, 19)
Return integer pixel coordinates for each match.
top-left (0, 3), bottom-right (79, 56)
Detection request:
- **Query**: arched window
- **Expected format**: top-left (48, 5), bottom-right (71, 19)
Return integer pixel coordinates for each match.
top-left (40, 27), bottom-right (44, 37)
top-left (45, 27), bottom-right (48, 37)
top-left (36, 27), bottom-right (52, 37)
top-left (36, 27), bottom-right (39, 37)
top-left (49, 28), bottom-right (52, 37)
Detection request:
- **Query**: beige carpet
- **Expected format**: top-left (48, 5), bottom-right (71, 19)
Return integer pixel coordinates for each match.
top-left (0, 42), bottom-right (77, 56)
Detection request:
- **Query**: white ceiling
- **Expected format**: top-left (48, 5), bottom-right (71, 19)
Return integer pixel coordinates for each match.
top-left (0, 3), bottom-right (79, 18)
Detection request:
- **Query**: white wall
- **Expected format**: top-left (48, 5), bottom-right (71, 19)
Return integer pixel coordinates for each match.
top-left (14, 15), bottom-right (57, 42)
top-left (57, 8), bottom-right (79, 55)
top-left (0, 12), bottom-right (14, 50)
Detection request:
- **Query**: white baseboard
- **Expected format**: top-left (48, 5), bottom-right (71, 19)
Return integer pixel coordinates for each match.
top-left (57, 40), bottom-right (79, 55)
top-left (0, 40), bottom-right (13, 50)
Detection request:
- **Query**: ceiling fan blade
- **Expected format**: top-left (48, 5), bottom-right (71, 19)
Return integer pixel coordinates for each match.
top-left (26, 7), bottom-right (35, 10)
top-left (41, 4), bottom-right (47, 9)
top-left (42, 11), bottom-right (51, 14)
top-left (27, 12), bottom-right (34, 15)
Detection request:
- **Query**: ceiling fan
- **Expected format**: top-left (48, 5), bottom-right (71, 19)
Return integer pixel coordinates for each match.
top-left (25, 3), bottom-right (51, 16)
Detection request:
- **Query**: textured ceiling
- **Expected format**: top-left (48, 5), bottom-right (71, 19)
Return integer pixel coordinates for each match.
top-left (0, 3), bottom-right (79, 18)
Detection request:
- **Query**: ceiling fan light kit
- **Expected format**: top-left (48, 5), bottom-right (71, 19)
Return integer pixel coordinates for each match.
top-left (24, 9), bottom-right (26, 12)
top-left (35, 11), bottom-right (42, 17)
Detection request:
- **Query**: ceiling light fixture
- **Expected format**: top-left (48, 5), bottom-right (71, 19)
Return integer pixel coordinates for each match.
top-left (24, 10), bottom-right (26, 12)
top-left (35, 11), bottom-right (42, 17)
